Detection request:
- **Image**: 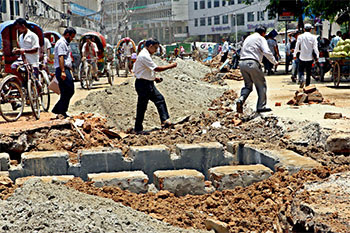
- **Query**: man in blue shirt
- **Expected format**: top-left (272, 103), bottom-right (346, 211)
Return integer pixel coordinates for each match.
top-left (330, 31), bottom-right (342, 50)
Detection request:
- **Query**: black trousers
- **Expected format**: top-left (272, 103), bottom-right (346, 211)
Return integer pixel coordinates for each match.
top-left (134, 78), bottom-right (169, 131)
top-left (221, 51), bottom-right (229, 63)
top-left (52, 67), bottom-right (75, 115)
top-left (298, 60), bottom-right (313, 86)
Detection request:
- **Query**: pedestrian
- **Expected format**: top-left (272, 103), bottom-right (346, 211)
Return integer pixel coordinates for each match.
top-left (236, 25), bottom-right (278, 114)
top-left (294, 23), bottom-right (319, 87)
top-left (52, 27), bottom-right (76, 118)
top-left (290, 31), bottom-right (302, 83)
top-left (266, 34), bottom-right (278, 75)
top-left (330, 31), bottom-right (342, 50)
top-left (132, 38), bottom-right (177, 134)
top-left (220, 38), bottom-right (229, 62)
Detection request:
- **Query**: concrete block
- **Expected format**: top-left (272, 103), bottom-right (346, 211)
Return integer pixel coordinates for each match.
top-left (205, 218), bottom-right (229, 233)
top-left (238, 144), bottom-right (321, 174)
top-left (79, 148), bottom-right (132, 180)
top-left (153, 169), bottom-right (205, 196)
top-left (326, 133), bottom-right (350, 154)
top-left (21, 151), bottom-right (69, 177)
top-left (0, 153), bottom-right (10, 171)
top-left (174, 142), bottom-right (229, 179)
top-left (68, 162), bottom-right (81, 177)
top-left (15, 175), bottom-right (75, 186)
top-left (209, 165), bottom-right (273, 190)
top-left (129, 145), bottom-right (173, 183)
top-left (8, 165), bottom-right (24, 181)
top-left (88, 171), bottom-right (148, 194)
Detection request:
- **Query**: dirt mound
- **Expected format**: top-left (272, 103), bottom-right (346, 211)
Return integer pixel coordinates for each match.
top-left (72, 58), bottom-right (226, 131)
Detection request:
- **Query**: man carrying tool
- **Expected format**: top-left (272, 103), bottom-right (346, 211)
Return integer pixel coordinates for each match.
top-left (132, 38), bottom-right (177, 134)
top-left (236, 25), bottom-right (278, 114)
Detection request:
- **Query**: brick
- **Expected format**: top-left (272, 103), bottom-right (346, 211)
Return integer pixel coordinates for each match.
top-left (209, 165), bottom-right (273, 190)
top-left (15, 175), bottom-right (74, 186)
top-left (308, 90), bottom-right (323, 102)
top-left (153, 169), bottom-right (205, 196)
top-left (88, 171), bottom-right (148, 193)
top-left (324, 112), bottom-right (342, 119)
top-left (0, 153), bottom-right (10, 171)
top-left (79, 148), bottom-right (132, 180)
top-left (303, 84), bottom-right (317, 93)
top-left (297, 93), bottom-right (308, 105)
top-left (275, 102), bottom-right (281, 106)
top-left (287, 99), bottom-right (296, 105)
top-left (21, 151), bottom-right (69, 177)
top-left (205, 218), bottom-right (229, 233)
top-left (129, 145), bottom-right (172, 183)
top-left (326, 133), bottom-right (350, 154)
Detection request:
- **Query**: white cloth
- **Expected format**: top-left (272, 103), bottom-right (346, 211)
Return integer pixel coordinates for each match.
top-left (132, 48), bottom-right (158, 81)
top-left (222, 41), bottom-right (229, 53)
top-left (294, 32), bottom-right (319, 61)
top-left (18, 30), bottom-right (40, 67)
top-left (123, 42), bottom-right (133, 57)
top-left (240, 32), bottom-right (277, 65)
top-left (82, 42), bottom-right (98, 59)
top-left (43, 37), bottom-right (52, 53)
top-left (54, 37), bottom-right (73, 69)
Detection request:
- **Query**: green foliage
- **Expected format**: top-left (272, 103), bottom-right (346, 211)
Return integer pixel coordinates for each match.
top-left (304, 0), bottom-right (350, 21)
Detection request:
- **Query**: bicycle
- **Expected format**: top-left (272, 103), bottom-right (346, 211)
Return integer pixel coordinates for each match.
top-left (38, 63), bottom-right (51, 112)
top-left (78, 58), bottom-right (95, 90)
top-left (0, 63), bottom-right (40, 122)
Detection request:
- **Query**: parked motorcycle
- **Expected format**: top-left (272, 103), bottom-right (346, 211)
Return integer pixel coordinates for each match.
top-left (312, 37), bottom-right (331, 82)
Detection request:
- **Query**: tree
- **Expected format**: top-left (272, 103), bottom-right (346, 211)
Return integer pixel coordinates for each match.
top-left (304, 0), bottom-right (350, 22)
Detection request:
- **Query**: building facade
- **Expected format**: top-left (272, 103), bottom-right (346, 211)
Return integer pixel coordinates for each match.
top-left (188, 0), bottom-right (276, 42)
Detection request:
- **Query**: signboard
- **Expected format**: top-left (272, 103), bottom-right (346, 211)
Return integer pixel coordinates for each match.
top-left (70, 3), bottom-right (101, 21)
top-left (278, 11), bottom-right (295, 21)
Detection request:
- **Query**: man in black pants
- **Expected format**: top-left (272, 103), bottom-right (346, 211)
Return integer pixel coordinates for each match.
top-left (294, 23), bottom-right (319, 87)
top-left (133, 38), bottom-right (177, 134)
top-left (52, 27), bottom-right (76, 118)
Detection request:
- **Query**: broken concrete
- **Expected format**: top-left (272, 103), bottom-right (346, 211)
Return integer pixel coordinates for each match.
top-left (289, 171), bottom-right (350, 233)
top-left (205, 218), bottom-right (229, 233)
top-left (15, 175), bottom-right (75, 186)
top-left (0, 153), bottom-right (10, 171)
top-left (326, 133), bottom-right (350, 154)
top-left (88, 171), bottom-right (149, 193)
top-left (153, 169), bottom-right (206, 196)
top-left (209, 165), bottom-right (273, 190)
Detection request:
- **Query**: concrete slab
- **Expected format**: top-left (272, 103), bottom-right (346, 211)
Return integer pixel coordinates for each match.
top-left (8, 165), bottom-right (24, 181)
top-left (21, 151), bottom-right (69, 176)
top-left (79, 148), bottom-right (132, 180)
top-left (209, 165), bottom-right (273, 190)
top-left (129, 145), bottom-right (173, 183)
top-left (88, 171), bottom-right (149, 194)
top-left (15, 175), bottom-right (75, 186)
top-left (153, 169), bottom-right (205, 196)
top-left (0, 153), bottom-right (10, 171)
top-left (326, 133), bottom-right (350, 154)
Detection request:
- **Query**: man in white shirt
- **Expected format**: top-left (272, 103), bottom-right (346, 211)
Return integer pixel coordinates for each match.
top-left (220, 38), bottom-right (229, 62)
top-left (294, 23), bottom-right (319, 87)
top-left (122, 38), bottom-right (134, 72)
top-left (82, 36), bottom-right (99, 80)
top-left (132, 38), bottom-right (177, 134)
top-left (236, 25), bottom-right (278, 114)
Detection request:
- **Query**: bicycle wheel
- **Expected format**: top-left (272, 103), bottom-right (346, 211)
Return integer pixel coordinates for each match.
top-left (27, 78), bottom-right (40, 119)
top-left (125, 59), bottom-right (129, 77)
top-left (79, 63), bottom-right (88, 89)
top-left (332, 62), bottom-right (341, 87)
top-left (39, 71), bottom-right (50, 112)
top-left (107, 64), bottom-right (114, 86)
top-left (86, 65), bottom-right (93, 90)
top-left (0, 75), bottom-right (25, 122)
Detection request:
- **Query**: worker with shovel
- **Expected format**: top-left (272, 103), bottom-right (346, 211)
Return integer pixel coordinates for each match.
top-left (132, 38), bottom-right (177, 134)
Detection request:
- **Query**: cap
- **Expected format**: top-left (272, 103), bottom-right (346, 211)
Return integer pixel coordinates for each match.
top-left (304, 23), bottom-right (313, 29)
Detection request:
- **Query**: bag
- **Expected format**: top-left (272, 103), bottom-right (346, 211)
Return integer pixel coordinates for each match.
top-left (48, 77), bottom-right (60, 95)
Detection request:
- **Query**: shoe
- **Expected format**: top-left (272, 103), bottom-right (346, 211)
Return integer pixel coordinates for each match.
top-left (299, 81), bottom-right (305, 88)
top-left (161, 120), bottom-right (172, 129)
top-left (11, 102), bottom-right (22, 111)
top-left (291, 76), bottom-right (296, 83)
top-left (257, 108), bottom-right (272, 113)
top-left (236, 100), bottom-right (243, 113)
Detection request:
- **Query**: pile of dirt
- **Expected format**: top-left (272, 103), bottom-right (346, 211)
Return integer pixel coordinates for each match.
top-left (64, 166), bottom-right (350, 232)
top-left (0, 179), bottom-right (206, 233)
top-left (72, 57), bottom-right (226, 131)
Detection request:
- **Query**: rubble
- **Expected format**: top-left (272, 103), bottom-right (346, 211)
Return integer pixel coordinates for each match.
top-left (286, 85), bottom-right (333, 106)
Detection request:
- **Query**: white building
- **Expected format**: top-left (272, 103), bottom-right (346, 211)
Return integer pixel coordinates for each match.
top-left (188, 0), bottom-right (276, 42)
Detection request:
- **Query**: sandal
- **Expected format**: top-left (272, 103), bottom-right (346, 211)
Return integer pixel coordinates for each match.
top-left (161, 120), bottom-right (172, 128)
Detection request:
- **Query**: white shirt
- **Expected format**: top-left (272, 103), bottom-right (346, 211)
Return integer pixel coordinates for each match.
top-left (43, 37), bottom-right (52, 53)
top-left (123, 42), bottom-right (133, 57)
top-left (82, 42), bottom-right (98, 59)
top-left (294, 32), bottom-right (319, 61)
top-left (54, 37), bottom-right (73, 69)
top-left (240, 32), bottom-right (277, 65)
top-left (19, 30), bottom-right (40, 67)
top-left (132, 48), bottom-right (158, 81)
top-left (222, 41), bottom-right (229, 53)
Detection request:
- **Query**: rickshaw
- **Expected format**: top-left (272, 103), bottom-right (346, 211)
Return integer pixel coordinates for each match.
top-left (43, 30), bottom-right (61, 75)
top-left (331, 56), bottom-right (350, 87)
top-left (0, 20), bottom-right (50, 122)
top-left (116, 37), bottom-right (136, 77)
top-left (78, 32), bottom-right (113, 89)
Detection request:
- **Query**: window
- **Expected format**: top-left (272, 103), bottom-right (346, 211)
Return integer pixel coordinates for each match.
top-left (15, 1), bottom-right (20, 16)
top-left (222, 15), bottom-right (228, 24)
top-left (222, 0), bottom-right (226, 6)
top-left (214, 15), bottom-right (220, 25)
top-left (1, 0), bottom-right (6, 13)
top-left (195, 18), bottom-right (198, 27)
top-left (247, 12), bottom-right (254, 22)
top-left (200, 0), bottom-right (205, 9)
top-left (194, 1), bottom-right (198, 10)
top-left (237, 13), bottom-right (244, 25)
top-left (214, 0), bottom-right (220, 7)
top-left (229, 0), bottom-right (235, 5)
top-left (208, 0), bottom-right (212, 8)
top-left (237, 0), bottom-right (242, 3)
top-left (177, 26), bottom-right (182, 33)
top-left (208, 17), bottom-right (212, 25)
top-left (268, 10), bottom-right (275, 20)
top-left (257, 11), bottom-right (264, 21)
top-left (200, 17), bottom-right (206, 26)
